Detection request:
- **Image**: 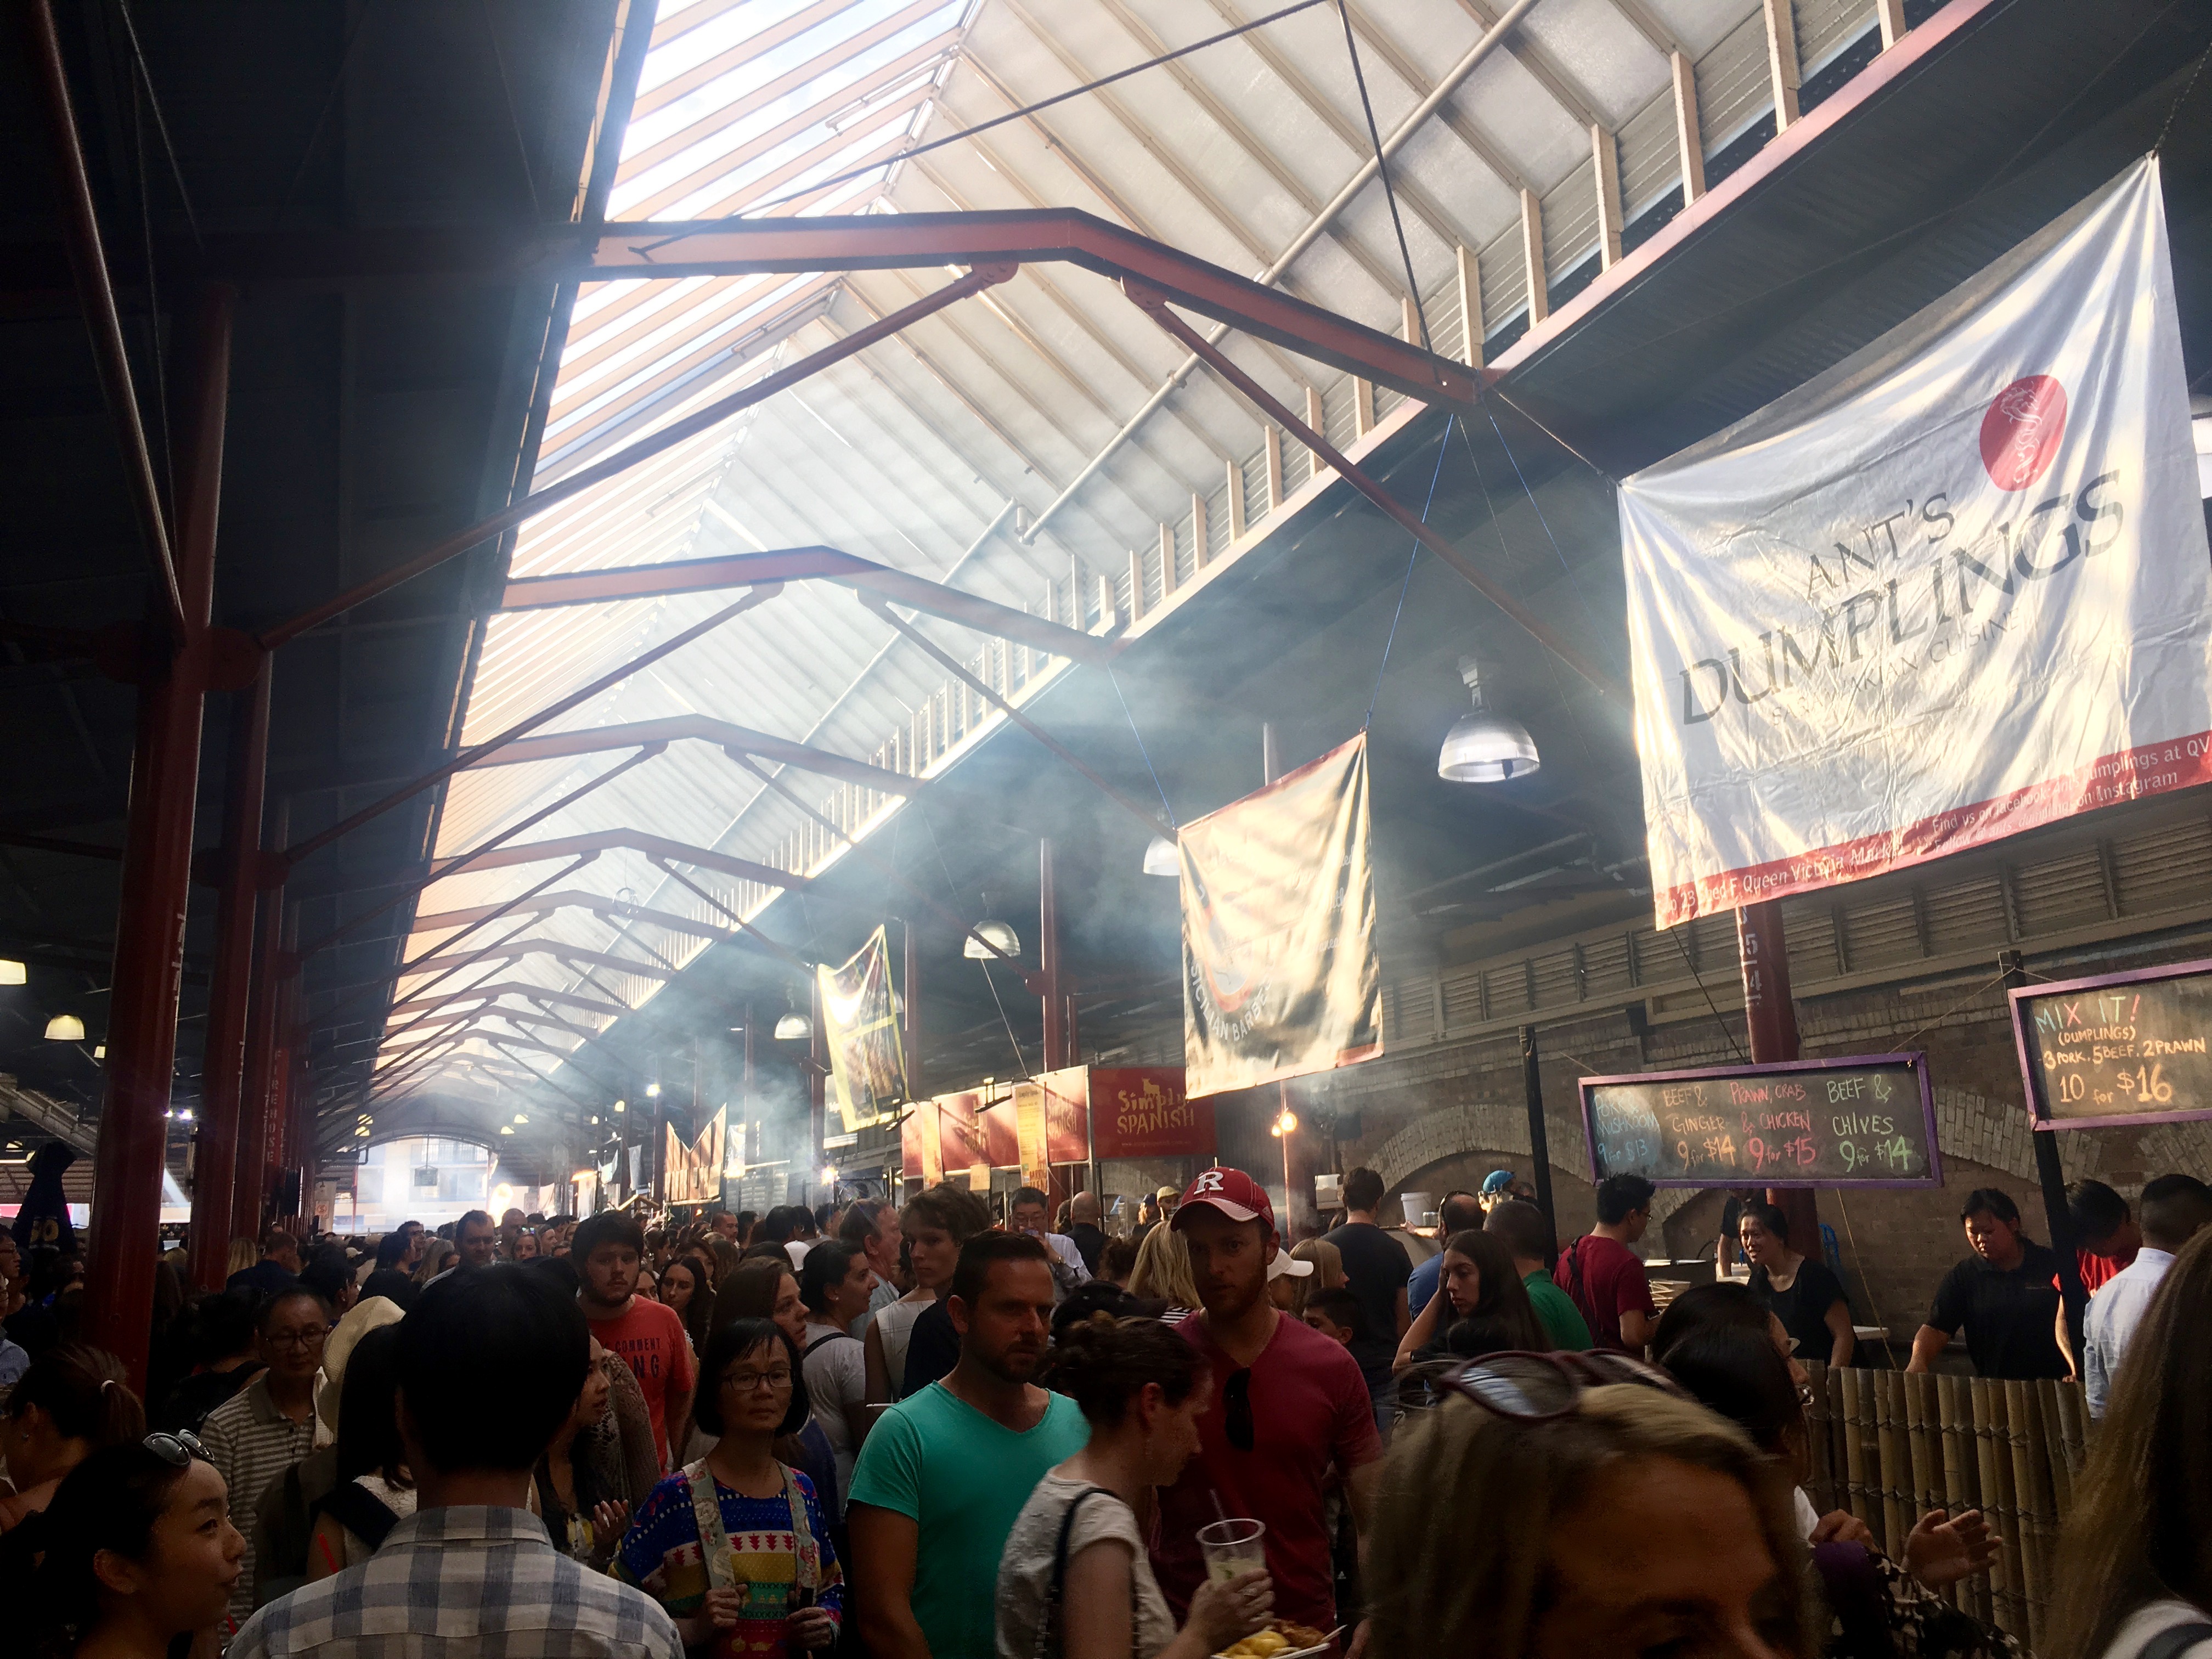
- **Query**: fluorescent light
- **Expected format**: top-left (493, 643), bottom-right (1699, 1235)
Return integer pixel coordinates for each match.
top-left (0, 960), bottom-right (25, 984)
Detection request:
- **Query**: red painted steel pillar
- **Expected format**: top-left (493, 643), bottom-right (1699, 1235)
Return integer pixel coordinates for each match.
top-left (808, 972), bottom-right (827, 1200)
top-left (188, 658), bottom-right (270, 1289)
top-left (1736, 901), bottom-right (1818, 1248)
top-left (1039, 838), bottom-right (1063, 1071)
top-left (85, 288), bottom-right (232, 1385)
top-left (903, 921), bottom-right (922, 1101)
top-left (237, 806), bottom-right (288, 1236)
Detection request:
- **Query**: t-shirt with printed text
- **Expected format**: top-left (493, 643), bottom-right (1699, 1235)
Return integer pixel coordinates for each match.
top-left (590, 1296), bottom-right (697, 1468)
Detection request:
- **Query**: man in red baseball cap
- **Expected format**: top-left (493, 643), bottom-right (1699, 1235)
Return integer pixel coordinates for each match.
top-left (1150, 1168), bottom-right (1383, 1641)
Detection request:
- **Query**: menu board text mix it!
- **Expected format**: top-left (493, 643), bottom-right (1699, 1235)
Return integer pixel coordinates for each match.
top-left (1580, 1054), bottom-right (1940, 1188)
top-left (2010, 957), bottom-right (2212, 1130)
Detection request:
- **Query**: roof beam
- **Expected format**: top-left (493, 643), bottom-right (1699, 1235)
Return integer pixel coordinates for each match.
top-left (459, 713), bottom-right (918, 793)
top-left (496, 544), bottom-right (1109, 665)
top-left (388, 979), bottom-right (631, 1020)
top-left (7, 210), bottom-right (1479, 410)
top-left (425, 827), bottom-right (807, 889)
top-left (400, 939), bottom-right (678, 981)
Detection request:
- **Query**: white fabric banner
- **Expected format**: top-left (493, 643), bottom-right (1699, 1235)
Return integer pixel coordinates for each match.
top-left (1622, 158), bottom-right (2212, 928)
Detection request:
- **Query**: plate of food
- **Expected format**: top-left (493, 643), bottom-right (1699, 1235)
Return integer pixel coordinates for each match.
top-left (1217, 1619), bottom-right (1335, 1658)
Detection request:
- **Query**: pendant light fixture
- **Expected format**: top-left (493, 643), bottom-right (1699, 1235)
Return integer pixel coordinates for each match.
top-left (962, 918), bottom-right (1021, 959)
top-left (1142, 836), bottom-right (1179, 877)
top-left (43, 1013), bottom-right (84, 1042)
top-left (773, 1012), bottom-right (812, 1041)
top-left (1437, 657), bottom-right (1540, 782)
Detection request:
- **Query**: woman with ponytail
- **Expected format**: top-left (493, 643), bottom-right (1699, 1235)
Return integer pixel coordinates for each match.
top-left (4, 1437), bottom-right (245, 1659)
top-left (0, 1344), bottom-right (145, 1533)
top-left (996, 1314), bottom-right (1273, 1659)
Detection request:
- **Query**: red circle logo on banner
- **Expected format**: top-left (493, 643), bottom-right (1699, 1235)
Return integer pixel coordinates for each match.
top-left (1979, 374), bottom-right (2067, 490)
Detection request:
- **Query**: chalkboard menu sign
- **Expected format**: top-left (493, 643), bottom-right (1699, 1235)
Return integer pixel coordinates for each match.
top-left (2010, 957), bottom-right (2212, 1130)
top-left (1579, 1053), bottom-right (1940, 1188)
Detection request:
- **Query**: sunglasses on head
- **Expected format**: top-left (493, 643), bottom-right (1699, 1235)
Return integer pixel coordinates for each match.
top-left (1428, 1349), bottom-right (1691, 1421)
top-left (143, 1430), bottom-right (210, 1467)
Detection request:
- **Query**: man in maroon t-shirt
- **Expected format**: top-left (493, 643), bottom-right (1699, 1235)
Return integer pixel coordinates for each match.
top-left (1153, 1168), bottom-right (1384, 1638)
top-left (1558, 1174), bottom-right (1658, 1353)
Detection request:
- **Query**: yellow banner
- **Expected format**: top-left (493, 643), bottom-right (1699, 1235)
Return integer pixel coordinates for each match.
top-left (818, 926), bottom-right (908, 1133)
top-left (1180, 731), bottom-right (1382, 1096)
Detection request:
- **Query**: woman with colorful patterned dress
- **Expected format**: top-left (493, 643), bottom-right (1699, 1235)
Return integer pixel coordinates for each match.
top-left (616, 1317), bottom-right (844, 1657)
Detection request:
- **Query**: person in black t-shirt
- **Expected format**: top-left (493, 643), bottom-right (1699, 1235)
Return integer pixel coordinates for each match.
top-left (1320, 1167), bottom-right (1411, 1436)
top-left (1906, 1188), bottom-right (2068, 1380)
top-left (1736, 1200), bottom-right (1855, 1368)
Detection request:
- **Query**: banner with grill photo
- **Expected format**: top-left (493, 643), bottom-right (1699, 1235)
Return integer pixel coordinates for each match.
top-left (1620, 157), bottom-right (2212, 929)
top-left (1181, 730), bottom-right (1381, 1097)
top-left (818, 924), bottom-right (907, 1133)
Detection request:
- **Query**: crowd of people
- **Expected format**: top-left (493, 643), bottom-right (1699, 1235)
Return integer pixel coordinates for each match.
top-left (0, 1160), bottom-right (2208, 1659)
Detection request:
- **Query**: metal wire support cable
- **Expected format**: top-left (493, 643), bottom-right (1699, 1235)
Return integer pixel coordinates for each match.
top-left (1107, 665), bottom-right (1175, 830)
top-left (1364, 413), bottom-right (1455, 729)
top-left (1334, 0), bottom-right (1432, 351)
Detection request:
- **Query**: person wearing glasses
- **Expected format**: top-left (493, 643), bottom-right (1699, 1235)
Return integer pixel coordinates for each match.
top-left (7, 1432), bottom-right (246, 1659)
top-left (613, 1317), bottom-right (844, 1655)
top-left (200, 1287), bottom-right (327, 1627)
top-left (1365, 1348), bottom-right (1820, 1658)
top-left (1152, 1168), bottom-right (1384, 1643)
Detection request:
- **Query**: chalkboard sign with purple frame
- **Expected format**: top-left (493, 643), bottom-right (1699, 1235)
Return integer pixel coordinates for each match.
top-left (2010, 956), bottom-right (2212, 1131)
top-left (1579, 1053), bottom-right (1942, 1189)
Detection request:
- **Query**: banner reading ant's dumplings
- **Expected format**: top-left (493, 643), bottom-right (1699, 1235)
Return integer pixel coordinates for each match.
top-left (1622, 158), bottom-right (2212, 929)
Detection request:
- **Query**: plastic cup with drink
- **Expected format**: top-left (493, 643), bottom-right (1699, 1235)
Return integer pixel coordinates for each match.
top-left (1197, 1517), bottom-right (1266, 1584)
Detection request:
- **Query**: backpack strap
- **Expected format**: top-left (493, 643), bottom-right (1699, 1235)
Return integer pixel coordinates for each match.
top-left (780, 1462), bottom-right (821, 1597)
top-left (2139, 1624), bottom-right (2212, 1659)
top-left (313, 1481), bottom-right (403, 1551)
top-left (682, 1460), bottom-right (736, 1594)
top-left (1035, 1486), bottom-right (1128, 1659)
top-left (802, 1330), bottom-right (857, 1358)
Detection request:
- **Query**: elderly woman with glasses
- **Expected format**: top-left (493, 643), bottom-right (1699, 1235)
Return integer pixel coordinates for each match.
top-left (613, 1317), bottom-right (844, 1655)
top-left (199, 1286), bottom-right (327, 1628)
top-left (4, 1432), bottom-right (246, 1659)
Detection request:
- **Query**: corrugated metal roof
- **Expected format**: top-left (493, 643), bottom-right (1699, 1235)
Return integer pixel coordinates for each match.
top-left (380, 0), bottom-right (1877, 1096)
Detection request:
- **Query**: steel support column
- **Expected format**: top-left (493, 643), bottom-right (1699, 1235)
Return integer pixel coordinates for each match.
top-left (1519, 1024), bottom-right (1558, 1244)
top-left (1040, 839), bottom-right (1064, 1071)
top-left (904, 921), bottom-right (922, 1102)
top-left (2005, 949), bottom-right (2087, 1352)
top-left (1736, 901), bottom-right (1816, 1248)
top-left (237, 802), bottom-right (289, 1236)
top-left (189, 656), bottom-right (272, 1290)
top-left (809, 973), bottom-right (827, 1200)
top-left (84, 288), bottom-right (231, 1385)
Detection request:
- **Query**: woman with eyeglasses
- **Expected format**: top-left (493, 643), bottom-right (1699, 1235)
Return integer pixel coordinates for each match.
top-left (709, 1258), bottom-right (842, 1515)
top-left (0, 1343), bottom-right (145, 1536)
top-left (614, 1317), bottom-right (844, 1656)
top-left (998, 1312), bottom-right (1271, 1659)
top-left (1367, 1350), bottom-right (1820, 1658)
top-left (5, 1435), bottom-right (246, 1659)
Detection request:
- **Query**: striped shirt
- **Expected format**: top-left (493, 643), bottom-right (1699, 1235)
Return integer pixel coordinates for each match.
top-left (228, 1506), bottom-right (682, 1659)
top-left (200, 1373), bottom-right (316, 1624)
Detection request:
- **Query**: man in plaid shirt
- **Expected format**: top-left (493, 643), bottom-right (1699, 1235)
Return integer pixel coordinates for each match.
top-left (229, 1268), bottom-right (680, 1659)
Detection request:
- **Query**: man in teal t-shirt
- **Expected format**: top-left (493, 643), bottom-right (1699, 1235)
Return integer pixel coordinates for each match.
top-left (1486, 1200), bottom-right (1593, 1352)
top-left (849, 1231), bottom-right (1088, 1659)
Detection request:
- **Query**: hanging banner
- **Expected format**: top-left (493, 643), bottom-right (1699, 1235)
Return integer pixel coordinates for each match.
top-left (663, 1108), bottom-right (726, 1205)
top-left (1181, 731), bottom-right (1382, 1097)
top-left (1090, 1068), bottom-right (1215, 1160)
top-left (1621, 158), bottom-right (2212, 928)
top-left (817, 926), bottom-right (907, 1133)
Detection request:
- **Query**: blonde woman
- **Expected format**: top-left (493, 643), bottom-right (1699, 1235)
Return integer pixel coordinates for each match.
top-left (1273, 1238), bottom-right (1344, 1318)
top-left (1127, 1222), bottom-right (1200, 1322)
top-left (1365, 1353), bottom-right (1816, 1659)
top-left (410, 1237), bottom-right (454, 1285)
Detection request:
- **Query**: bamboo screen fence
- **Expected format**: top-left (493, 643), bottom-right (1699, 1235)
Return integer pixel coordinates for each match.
top-left (1801, 1364), bottom-right (2090, 1655)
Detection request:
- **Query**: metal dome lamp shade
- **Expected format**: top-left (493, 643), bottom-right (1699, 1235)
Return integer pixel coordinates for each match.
top-left (774, 1012), bottom-right (812, 1041)
top-left (1143, 836), bottom-right (1179, 877)
top-left (963, 918), bottom-right (1021, 959)
top-left (44, 1013), bottom-right (84, 1042)
top-left (1438, 658), bottom-right (1539, 783)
